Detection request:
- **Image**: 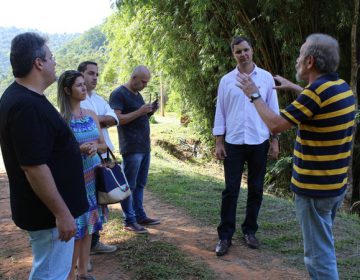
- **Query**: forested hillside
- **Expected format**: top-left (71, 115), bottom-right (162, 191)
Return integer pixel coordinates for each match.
top-left (0, 26), bottom-right (107, 101)
top-left (0, 27), bottom-right (79, 75)
top-left (55, 25), bottom-right (109, 92)
top-left (44, 25), bottom-right (109, 104)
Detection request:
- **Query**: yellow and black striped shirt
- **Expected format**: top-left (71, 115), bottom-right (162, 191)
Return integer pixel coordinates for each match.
top-left (281, 73), bottom-right (355, 197)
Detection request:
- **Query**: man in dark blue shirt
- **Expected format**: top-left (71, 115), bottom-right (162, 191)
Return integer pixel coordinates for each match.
top-left (110, 65), bottom-right (160, 233)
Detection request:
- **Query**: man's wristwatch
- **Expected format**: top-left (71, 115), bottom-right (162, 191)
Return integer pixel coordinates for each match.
top-left (249, 92), bottom-right (261, 103)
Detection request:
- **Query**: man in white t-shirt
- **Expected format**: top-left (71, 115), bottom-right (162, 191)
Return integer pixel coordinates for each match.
top-left (78, 61), bottom-right (118, 261)
top-left (79, 61), bottom-right (118, 150)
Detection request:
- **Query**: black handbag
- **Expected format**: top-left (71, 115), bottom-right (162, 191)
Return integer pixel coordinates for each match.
top-left (96, 148), bottom-right (131, 205)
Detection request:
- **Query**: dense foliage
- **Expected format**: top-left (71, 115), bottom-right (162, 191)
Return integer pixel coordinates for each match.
top-left (1, 1), bottom-right (359, 205)
top-left (104, 0), bottom-right (356, 143)
top-left (102, 0), bottom-right (358, 200)
top-left (46, 25), bottom-right (109, 104)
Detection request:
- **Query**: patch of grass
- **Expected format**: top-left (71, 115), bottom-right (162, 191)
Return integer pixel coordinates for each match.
top-left (108, 114), bottom-right (360, 278)
top-left (120, 239), bottom-right (214, 280)
top-left (337, 256), bottom-right (360, 280)
top-left (145, 115), bottom-right (360, 277)
top-left (147, 146), bottom-right (305, 264)
top-left (0, 247), bottom-right (22, 258)
top-left (103, 211), bottom-right (215, 280)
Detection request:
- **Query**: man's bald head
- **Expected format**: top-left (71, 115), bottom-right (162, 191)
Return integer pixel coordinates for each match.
top-left (128, 65), bottom-right (151, 93)
top-left (131, 65), bottom-right (150, 78)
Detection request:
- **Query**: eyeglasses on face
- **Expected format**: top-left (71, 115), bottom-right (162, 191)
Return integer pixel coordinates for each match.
top-left (37, 55), bottom-right (56, 62)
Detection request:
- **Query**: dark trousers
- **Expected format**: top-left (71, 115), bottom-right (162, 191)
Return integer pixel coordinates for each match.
top-left (217, 140), bottom-right (269, 240)
top-left (91, 231), bottom-right (100, 248)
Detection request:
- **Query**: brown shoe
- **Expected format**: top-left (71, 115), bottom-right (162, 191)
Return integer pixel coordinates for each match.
top-left (215, 239), bottom-right (232, 256)
top-left (244, 234), bottom-right (259, 249)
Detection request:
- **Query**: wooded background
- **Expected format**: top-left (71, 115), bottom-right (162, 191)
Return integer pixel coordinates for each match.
top-left (1, 0), bottom-right (359, 208)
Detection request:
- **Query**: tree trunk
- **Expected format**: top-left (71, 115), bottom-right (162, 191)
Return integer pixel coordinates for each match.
top-left (348, 0), bottom-right (359, 209)
top-left (350, 0), bottom-right (359, 94)
top-left (160, 73), bottom-right (165, 117)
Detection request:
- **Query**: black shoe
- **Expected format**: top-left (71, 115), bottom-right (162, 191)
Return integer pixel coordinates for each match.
top-left (137, 217), bottom-right (160, 225)
top-left (124, 223), bottom-right (148, 234)
top-left (244, 234), bottom-right (259, 249)
top-left (215, 239), bottom-right (232, 256)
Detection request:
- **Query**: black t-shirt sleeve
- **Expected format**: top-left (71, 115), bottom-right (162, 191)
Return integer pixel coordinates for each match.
top-left (109, 88), bottom-right (125, 111)
top-left (10, 104), bottom-right (53, 166)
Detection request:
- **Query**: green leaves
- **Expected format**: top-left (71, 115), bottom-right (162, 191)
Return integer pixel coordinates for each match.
top-left (102, 0), bottom-right (356, 149)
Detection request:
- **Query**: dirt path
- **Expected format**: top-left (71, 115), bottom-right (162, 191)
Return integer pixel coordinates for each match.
top-left (142, 191), bottom-right (308, 280)
top-left (0, 148), bottom-right (130, 280)
top-left (0, 151), bottom-right (308, 279)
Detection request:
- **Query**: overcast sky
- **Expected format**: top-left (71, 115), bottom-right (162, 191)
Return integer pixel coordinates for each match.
top-left (0, 0), bottom-right (114, 33)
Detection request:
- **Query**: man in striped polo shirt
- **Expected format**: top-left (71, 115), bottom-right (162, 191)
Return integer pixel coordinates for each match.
top-left (236, 33), bottom-right (355, 280)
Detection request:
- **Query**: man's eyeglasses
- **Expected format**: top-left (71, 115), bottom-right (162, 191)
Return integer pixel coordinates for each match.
top-left (38, 55), bottom-right (56, 62)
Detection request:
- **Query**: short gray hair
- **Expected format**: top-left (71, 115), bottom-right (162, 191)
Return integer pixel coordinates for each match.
top-left (304, 33), bottom-right (340, 73)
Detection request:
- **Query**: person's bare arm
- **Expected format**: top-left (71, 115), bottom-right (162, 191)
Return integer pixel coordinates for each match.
top-left (93, 115), bottom-right (107, 154)
top-left (21, 164), bottom-right (76, 241)
top-left (114, 104), bottom-right (154, 125)
top-left (215, 135), bottom-right (227, 160)
top-left (273, 75), bottom-right (303, 96)
top-left (98, 115), bottom-right (117, 128)
top-left (86, 110), bottom-right (107, 155)
top-left (253, 99), bottom-right (292, 134)
top-left (268, 138), bottom-right (279, 159)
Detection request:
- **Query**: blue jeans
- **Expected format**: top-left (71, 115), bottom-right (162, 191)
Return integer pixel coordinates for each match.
top-left (28, 227), bottom-right (74, 280)
top-left (295, 192), bottom-right (345, 280)
top-left (120, 152), bottom-right (150, 224)
top-left (217, 141), bottom-right (269, 240)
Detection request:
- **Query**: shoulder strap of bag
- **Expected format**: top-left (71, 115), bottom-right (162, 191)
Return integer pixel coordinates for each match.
top-left (97, 147), bottom-right (118, 164)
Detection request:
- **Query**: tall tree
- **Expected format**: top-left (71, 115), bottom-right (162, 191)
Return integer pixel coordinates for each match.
top-left (351, 0), bottom-right (359, 97)
top-left (350, 0), bottom-right (360, 208)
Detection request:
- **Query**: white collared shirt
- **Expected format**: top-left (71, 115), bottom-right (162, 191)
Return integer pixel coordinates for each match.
top-left (80, 91), bottom-right (119, 151)
top-left (213, 65), bottom-right (279, 144)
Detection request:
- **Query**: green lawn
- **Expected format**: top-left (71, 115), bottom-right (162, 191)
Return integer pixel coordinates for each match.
top-left (107, 113), bottom-right (360, 279)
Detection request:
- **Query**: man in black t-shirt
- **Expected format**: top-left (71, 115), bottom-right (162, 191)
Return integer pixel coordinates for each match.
top-left (0, 32), bottom-right (88, 279)
top-left (110, 65), bottom-right (160, 233)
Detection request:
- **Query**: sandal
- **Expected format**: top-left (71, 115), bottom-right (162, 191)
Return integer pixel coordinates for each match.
top-left (76, 275), bottom-right (96, 280)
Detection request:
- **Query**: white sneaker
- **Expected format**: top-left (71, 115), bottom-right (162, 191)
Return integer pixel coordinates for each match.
top-left (76, 260), bottom-right (93, 272)
top-left (87, 260), bottom-right (93, 272)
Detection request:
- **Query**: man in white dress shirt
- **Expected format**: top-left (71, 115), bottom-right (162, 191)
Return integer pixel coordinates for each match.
top-left (78, 61), bottom-right (118, 259)
top-left (213, 36), bottom-right (280, 256)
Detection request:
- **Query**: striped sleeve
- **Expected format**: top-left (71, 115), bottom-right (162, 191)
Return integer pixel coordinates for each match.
top-left (280, 89), bottom-right (320, 125)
